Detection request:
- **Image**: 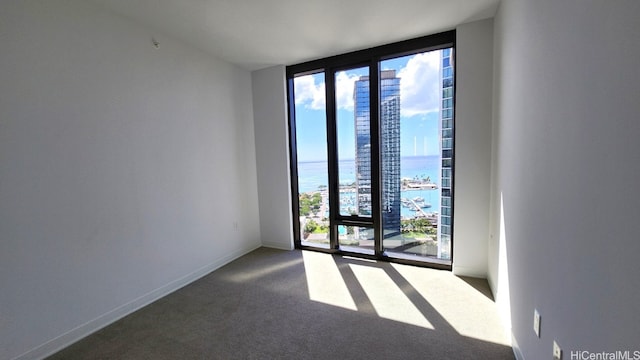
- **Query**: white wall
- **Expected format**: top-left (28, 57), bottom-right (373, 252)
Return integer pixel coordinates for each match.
top-left (252, 66), bottom-right (295, 250)
top-left (453, 19), bottom-right (494, 277)
top-left (0, 1), bottom-right (261, 359)
top-left (490, 0), bottom-right (640, 358)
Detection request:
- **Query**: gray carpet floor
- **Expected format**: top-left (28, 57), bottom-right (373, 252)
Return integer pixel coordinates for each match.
top-left (47, 247), bottom-right (515, 359)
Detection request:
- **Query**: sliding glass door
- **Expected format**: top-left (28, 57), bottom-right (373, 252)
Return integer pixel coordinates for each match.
top-left (288, 32), bottom-right (455, 268)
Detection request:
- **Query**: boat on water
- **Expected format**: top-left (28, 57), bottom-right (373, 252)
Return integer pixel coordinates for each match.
top-left (412, 196), bottom-right (432, 209)
top-left (405, 182), bottom-right (438, 190)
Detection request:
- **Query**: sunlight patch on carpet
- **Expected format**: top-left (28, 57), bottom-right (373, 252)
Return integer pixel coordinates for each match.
top-left (224, 257), bottom-right (303, 283)
top-left (390, 262), bottom-right (510, 345)
top-left (349, 263), bottom-right (434, 329)
top-left (302, 250), bottom-right (357, 311)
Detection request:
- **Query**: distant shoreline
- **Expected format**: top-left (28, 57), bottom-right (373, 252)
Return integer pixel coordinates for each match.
top-left (298, 154), bottom-right (440, 164)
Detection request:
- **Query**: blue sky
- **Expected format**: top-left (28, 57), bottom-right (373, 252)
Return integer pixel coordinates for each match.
top-left (294, 51), bottom-right (442, 162)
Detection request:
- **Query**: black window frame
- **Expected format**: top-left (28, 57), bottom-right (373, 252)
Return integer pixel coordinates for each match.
top-left (286, 30), bottom-right (456, 270)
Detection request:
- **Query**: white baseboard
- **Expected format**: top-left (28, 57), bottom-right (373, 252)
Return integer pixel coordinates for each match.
top-left (512, 332), bottom-right (524, 360)
top-left (14, 244), bottom-right (261, 360)
top-left (261, 240), bottom-right (294, 251)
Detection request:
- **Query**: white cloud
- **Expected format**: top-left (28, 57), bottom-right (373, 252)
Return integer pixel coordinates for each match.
top-left (294, 51), bottom-right (442, 117)
top-left (397, 52), bottom-right (441, 117)
top-left (293, 75), bottom-right (325, 110)
top-left (334, 71), bottom-right (361, 111)
top-left (293, 72), bottom-right (362, 111)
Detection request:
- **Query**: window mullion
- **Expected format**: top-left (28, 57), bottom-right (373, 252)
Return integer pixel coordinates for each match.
top-left (325, 69), bottom-right (339, 250)
top-left (369, 61), bottom-right (382, 256)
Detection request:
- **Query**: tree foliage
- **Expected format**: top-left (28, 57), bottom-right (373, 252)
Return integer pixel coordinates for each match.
top-left (304, 219), bottom-right (318, 234)
top-left (299, 192), bottom-right (322, 216)
top-left (401, 218), bottom-right (436, 235)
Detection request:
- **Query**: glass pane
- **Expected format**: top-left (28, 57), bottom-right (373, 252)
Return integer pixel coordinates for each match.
top-left (293, 73), bottom-right (330, 248)
top-left (379, 70), bottom-right (402, 237)
top-left (335, 67), bottom-right (371, 217)
top-left (380, 48), bottom-right (454, 262)
top-left (338, 226), bottom-right (375, 255)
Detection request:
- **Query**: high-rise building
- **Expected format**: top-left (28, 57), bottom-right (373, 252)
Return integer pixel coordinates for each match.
top-left (438, 48), bottom-right (454, 259)
top-left (354, 70), bottom-right (401, 237)
top-left (354, 76), bottom-right (372, 216)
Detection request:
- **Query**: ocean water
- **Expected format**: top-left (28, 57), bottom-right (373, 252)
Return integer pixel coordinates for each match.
top-left (297, 155), bottom-right (442, 215)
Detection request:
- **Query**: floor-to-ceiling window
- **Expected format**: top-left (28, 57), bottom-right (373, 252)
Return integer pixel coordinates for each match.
top-left (288, 31), bottom-right (455, 268)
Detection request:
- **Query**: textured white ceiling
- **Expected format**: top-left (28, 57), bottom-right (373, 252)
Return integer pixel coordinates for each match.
top-left (91, 0), bottom-right (499, 70)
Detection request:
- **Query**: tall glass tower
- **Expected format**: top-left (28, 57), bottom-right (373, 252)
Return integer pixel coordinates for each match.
top-left (354, 77), bottom-right (372, 216)
top-left (438, 48), bottom-right (454, 259)
top-left (354, 70), bottom-right (401, 237)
